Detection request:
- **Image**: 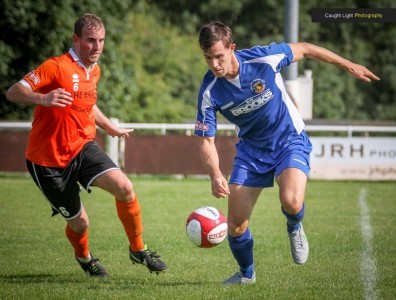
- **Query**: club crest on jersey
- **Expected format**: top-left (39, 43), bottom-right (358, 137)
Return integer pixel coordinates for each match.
top-left (195, 121), bottom-right (209, 131)
top-left (250, 79), bottom-right (265, 94)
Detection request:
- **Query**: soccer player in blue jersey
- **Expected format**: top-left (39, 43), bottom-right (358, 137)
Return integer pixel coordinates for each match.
top-left (194, 21), bottom-right (379, 285)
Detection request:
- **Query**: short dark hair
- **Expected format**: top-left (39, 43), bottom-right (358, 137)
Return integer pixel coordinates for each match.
top-left (74, 13), bottom-right (104, 37)
top-left (199, 21), bottom-right (233, 52)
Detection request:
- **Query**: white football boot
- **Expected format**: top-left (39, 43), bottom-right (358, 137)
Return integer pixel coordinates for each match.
top-left (288, 223), bottom-right (309, 264)
top-left (223, 271), bottom-right (256, 285)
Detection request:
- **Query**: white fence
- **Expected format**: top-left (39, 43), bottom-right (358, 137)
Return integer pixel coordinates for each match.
top-left (2, 121), bottom-right (396, 137)
top-left (1, 121), bottom-right (395, 180)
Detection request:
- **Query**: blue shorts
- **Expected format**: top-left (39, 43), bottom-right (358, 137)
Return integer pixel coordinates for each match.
top-left (229, 131), bottom-right (312, 188)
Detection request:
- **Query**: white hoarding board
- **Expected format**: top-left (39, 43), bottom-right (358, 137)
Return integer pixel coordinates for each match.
top-left (310, 137), bottom-right (396, 180)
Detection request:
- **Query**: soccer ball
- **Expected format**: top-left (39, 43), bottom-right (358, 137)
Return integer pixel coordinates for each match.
top-left (186, 206), bottom-right (228, 248)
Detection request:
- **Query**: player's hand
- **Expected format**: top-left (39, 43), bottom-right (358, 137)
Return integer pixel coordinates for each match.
top-left (108, 128), bottom-right (134, 138)
top-left (347, 63), bottom-right (380, 83)
top-left (211, 176), bottom-right (230, 198)
top-left (41, 88), bottom-right (73, 107)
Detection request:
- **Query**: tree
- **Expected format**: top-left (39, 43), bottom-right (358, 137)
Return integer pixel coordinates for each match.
top-left (0, 0), bottom-right (134, 120)
top-left (153, 0), bottom-right (395, 121)
top-left (1, 0), bottom-right (394, 122)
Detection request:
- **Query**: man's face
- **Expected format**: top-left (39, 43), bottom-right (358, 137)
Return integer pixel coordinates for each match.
top-left (203, 40), bottom-right (236, 78)
top-left (73, 25), bottom-right (105, 67)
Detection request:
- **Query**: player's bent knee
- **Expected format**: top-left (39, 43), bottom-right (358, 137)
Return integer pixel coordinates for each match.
top-left (281, 198), bottom-right (303, 214)
top-left (68, 218), bottom-right (89, 234)
top-left (228, 222), bottom-right (248, 237)
top-left (280, 191), bottom-right (304, 213)
top-left (116, 180), bottom-right (135, 202)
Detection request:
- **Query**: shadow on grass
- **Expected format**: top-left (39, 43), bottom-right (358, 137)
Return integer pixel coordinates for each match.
top-left (0, 273), bottom-right (212, 287)
top-left (0, 273), bottom-right (84, 284)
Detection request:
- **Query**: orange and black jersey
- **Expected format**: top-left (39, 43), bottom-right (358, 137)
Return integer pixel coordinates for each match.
top-left (22, 48), bottom-right (100, 167)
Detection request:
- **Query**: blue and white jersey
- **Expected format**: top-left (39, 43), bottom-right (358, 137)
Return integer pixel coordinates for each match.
top-left (194, 42), bottom-right (305, 151)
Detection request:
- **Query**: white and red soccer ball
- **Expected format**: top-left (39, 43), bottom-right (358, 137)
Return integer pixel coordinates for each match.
top-left (186, 206), bottom-right (228, 248)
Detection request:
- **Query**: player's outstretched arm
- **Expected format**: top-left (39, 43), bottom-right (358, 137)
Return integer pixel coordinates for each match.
top-left (289, 42), bottom-right (380, 83)
top-left (93, 105), bottom-right (134, 138)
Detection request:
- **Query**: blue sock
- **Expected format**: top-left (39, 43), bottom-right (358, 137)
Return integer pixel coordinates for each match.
top-left (228, 227), bottom-right (254, 278)
top-left (282, 202), bottom-right (305, 233)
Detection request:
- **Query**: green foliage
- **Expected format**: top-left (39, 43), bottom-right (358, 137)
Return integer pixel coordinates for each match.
top-left (154, 0), bottom-right (395, 121)
top-left (0, 0), bottom-right (134, 120)
top-left (0, 0), bottom-right (394, 122)
top-left (98, 7), bottom-right (207, 122)
top-left (0, 0), bottom-right (74, 119)
top-left (297, 0), bottom-right (394, 120)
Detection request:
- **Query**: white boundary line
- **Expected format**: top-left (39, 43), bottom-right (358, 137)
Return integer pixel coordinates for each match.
top-left (358, 188), bottom-right (378, 300)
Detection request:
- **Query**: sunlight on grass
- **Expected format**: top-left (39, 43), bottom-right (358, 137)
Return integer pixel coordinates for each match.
top-left (0, 176), bottom-right (395, 299)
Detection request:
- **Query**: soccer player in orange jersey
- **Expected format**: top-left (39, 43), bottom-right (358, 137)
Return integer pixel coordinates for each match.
top-left (6, 13), bottom-right (167, 277)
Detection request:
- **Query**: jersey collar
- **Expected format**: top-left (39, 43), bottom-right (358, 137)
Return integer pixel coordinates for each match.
top-left (69, 48), bottom-right (97, 72)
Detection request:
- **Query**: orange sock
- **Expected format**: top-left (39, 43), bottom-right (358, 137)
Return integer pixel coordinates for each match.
top-left (116, 195), bottom-right (145, 252)
top-left (65, 224), bottom-right (90, 258)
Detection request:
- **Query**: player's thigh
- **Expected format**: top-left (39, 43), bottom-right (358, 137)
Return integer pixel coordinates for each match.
top-left (26, 160), bottom-right (82, 219)
top-left (93, 169), bottom-right (134, 201)
top-left (77, 142), bottom-right (134, 201)
top-left (276, 168), bottom-right (307, 213)
top-left (228, 184), bottom-right (262, 232)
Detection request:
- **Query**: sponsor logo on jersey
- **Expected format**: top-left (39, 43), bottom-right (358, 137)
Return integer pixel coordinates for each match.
top-left (230, 89), bottom-right (273, 116)
top-left (195, 121), bottom-right (209, 131)
top-left (250, 79), bottom-right (265, 94)
top-left (71, 104), bottom-right (93, 113)
top-left (73, 90), bottom-right (97, 99)
top-left (27, 71), bottom-right (40, 85)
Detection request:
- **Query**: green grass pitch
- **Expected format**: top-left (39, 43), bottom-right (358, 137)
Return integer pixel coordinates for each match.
top-left (0, 175), bottom-right (395, 299)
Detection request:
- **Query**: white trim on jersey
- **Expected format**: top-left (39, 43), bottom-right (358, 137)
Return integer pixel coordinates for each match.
top-left (200, 77), bottom-right (217, 136)
top-left (244, 53), bottom-right (287, 72)
top-left (275, 72), bottom-right (305, 134)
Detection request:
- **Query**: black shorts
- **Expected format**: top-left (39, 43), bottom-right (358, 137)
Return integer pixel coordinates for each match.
top-left (26, 141), bottom-right (119, 220)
